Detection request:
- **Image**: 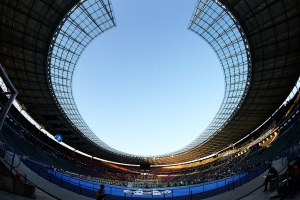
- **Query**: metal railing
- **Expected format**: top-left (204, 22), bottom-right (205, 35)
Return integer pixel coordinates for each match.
top-left (21, 158), bottom-right (268, 199)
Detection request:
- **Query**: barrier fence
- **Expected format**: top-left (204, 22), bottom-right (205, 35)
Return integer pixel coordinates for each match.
top-left (21, 158), bottom-right (268, 199)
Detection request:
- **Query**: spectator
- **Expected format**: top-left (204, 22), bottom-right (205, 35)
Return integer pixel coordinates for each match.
top-left (263, 164), bottom-right (278, 191)
top-left (280, 165), bottom-right (300, 199)
top-left (96, 184), bottom-right (106, 200)
top-left (16, 169), bottom-right (21, 179)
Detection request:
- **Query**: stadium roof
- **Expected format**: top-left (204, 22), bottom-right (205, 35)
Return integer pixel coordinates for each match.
top-left (0, 0), bottom-right (299, 165)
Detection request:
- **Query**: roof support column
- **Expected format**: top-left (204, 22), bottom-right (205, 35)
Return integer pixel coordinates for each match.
top-left (0, 63), bottom-right (18, 131)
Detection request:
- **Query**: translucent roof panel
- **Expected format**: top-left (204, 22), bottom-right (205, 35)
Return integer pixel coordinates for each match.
top-left (47, 0), bottom-right (251, 159)
top-left (47, 0), bottom-right (132, 156)
top-left (171, 0), bottom-right (252, 155)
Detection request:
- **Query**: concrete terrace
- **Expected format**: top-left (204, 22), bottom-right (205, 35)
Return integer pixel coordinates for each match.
top-left (1, 154), bottom-right (299, 200)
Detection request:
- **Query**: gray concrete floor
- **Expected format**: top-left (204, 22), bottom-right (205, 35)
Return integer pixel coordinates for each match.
top-left (0, 188), bottom-right (56, 200)
top-left (1, 151), bottom-right (93, 200)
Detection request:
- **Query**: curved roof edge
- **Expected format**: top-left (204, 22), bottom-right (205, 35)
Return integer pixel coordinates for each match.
top-left (169, 0), bottom-right (252, 156)
top-left (47, 0), bottom-right (251, 160)
top-left (47, 0), bottom-right (127, 155)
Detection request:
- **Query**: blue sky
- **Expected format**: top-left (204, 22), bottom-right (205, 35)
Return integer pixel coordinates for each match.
top-left (73, 0), bottom-right (224, 156)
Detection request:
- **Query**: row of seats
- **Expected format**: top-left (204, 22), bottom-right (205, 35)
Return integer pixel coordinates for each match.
top-left (1, 99), bottom-right (300, 188)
